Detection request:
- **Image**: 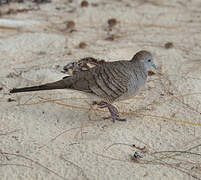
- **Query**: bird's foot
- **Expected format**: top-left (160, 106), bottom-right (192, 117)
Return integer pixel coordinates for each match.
top-left (94, 101), bottom-right (126, 122)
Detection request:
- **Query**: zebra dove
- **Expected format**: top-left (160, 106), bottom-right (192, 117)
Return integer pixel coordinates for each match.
top-left (10, 50), bottom-right (157, 122)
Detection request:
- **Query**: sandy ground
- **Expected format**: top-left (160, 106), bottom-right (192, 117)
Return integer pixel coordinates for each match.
top-left (0, 0), bottom-right (201, 179)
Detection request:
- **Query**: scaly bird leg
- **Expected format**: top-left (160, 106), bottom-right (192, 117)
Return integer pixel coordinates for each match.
top-left (93, 101), bottom-right (126, 122)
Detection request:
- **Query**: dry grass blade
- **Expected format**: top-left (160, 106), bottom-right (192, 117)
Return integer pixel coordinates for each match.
top-left (0, 163), bottom-right (33, 168)
top-left (0, 129), bottom-right (21, 136)
top-left (94, 141), bottom-right (201, 180)
top-left (60, 155), bottom-right (89, 180)
top-left (38, 126), bottom-right (91, 150)
top-left (1, 152), bottom-right (67, 180)
top-left (149, 92), bottom-right (201, 108)
top-left (21, 97), bottom-right (201, 127)
top-left (150, 144), bottom-right (201, 161)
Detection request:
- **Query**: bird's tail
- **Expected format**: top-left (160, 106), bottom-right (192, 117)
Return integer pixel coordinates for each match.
top-left (10, 78), bottom-right (71, 94)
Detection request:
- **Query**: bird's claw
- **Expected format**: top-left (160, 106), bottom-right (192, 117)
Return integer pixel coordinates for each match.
top-left (103, 116), bottom-right (126, 123)
top-left (96, 101), bottom-right (126, 122)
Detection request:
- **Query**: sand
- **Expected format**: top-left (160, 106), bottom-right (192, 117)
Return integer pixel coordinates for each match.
top-left (0, 0), bottom-right (201, 179)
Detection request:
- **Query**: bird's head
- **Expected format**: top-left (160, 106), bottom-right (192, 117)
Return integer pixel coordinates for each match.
top-left (131, 50), bottom-right (157, 70)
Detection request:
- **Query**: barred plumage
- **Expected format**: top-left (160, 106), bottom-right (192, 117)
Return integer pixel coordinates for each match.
top-left (10, 50), bottom-right (156, 104)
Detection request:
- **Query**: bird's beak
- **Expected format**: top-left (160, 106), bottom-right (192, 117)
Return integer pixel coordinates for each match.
top-left (152, 63), bottom-right (157, 70)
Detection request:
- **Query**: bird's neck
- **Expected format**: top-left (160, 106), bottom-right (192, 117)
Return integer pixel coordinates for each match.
top-left (131, 60), bottom-right (148, 79)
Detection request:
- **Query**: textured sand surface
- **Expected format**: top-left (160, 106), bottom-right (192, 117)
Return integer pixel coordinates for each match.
top-left (0, 0), bottom-right (201, 179)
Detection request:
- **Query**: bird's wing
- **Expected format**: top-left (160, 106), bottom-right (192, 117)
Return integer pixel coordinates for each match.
top-left (67, 61), bottom-right (130, 102)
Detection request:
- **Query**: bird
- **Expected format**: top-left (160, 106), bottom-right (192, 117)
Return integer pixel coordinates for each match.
top-left (10, 50), bottom-right (157, 122)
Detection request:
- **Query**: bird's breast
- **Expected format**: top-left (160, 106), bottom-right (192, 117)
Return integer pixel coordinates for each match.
top-left (116, 72), bottom-right (147, 101)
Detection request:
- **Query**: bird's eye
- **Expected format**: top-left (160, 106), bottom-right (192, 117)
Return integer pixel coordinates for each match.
top-left (148, 59), bottom-right (151, 62)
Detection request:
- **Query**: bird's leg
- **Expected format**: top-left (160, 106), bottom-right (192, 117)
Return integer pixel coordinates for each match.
top-left (93, 101), bottom-right (126, 122)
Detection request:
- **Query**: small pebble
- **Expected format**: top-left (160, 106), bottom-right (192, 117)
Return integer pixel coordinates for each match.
top-left (12, 136), bottom-right (18, 140)
top-left (91, 3), bottom-right (98, 7)
top-left (148, 71), bottom-right (156, 76)
top-left (66, 20), bottom-right (75, 29)
top-left (67, 51), bottom-right (72, 55)
top-left (133, 151), bottom-right (144, 159)
top-left (81, 0), bottom-right (89, 7)
top-left (164, 42), bottom-right (174, 49)
top-left (37, 51), bottom-right (46, 55)
top-left (65, 20), bottom-right (76, 32)
top-left (108, 18), bottom-right (117, 28)
top-left (55, 65), bottom-right (60, 69)
top-left (78, 42), bottom-right (87, 49)
top-left (7, 98), bottom-right (16, 102)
